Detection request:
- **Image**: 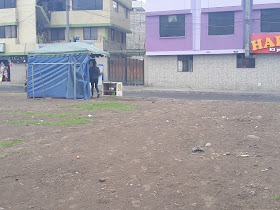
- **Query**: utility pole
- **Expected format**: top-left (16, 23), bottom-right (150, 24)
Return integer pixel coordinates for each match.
top-left (244, 0), bottom-right (251, 58)
top-left (66, 0), bottom-right (70, 42)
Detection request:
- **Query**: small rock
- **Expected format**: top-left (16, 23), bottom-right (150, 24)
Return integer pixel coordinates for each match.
top-left (192, 147), bottom-right (204, 153)
top-left (250, 183), bottom-right (257, 188)
top-left (88, 115), bottom-right (93, 118)
top-left (240, 155), bottom-right (249, 157)
top-left (205, 143), bottom-right (211, 147)
top-left (99, 178), bottom-right (106, 183)
top-left (262, 169), bottom-right (268, 172)
top-left (250, 191), bottom-right (256, 196)
top-left (247, 135), bottom-right (260, 139)
top-left (166, 120), bottom-right (169, 123)
top-left (223, 152), bottom-right (230, 156)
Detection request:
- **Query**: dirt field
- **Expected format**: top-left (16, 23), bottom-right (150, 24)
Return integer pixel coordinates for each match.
top-left (0, 92), bottom-right (280, 210)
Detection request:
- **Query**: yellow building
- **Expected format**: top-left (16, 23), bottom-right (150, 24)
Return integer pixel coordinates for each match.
top-left (0, 0), bottom-right (131, 84)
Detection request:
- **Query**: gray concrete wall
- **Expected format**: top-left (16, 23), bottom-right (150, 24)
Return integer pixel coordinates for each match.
top-left (144, 54), bottom-right (280, 91)
top-left (127, 10), bottom-right (145, 50)
top-left (10, 63), bottom-right (27, 84)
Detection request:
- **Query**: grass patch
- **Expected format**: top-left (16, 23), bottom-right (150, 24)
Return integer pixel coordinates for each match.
top-left (273, 195), bottom-right (280, 200)
top-left (7, 118), bottom-right (92, 126)
top-left (60, 101), bottom-right (135, 111)
top-left (0, 139), bottom-right (22, 148)
top-left (9, 112), bottom-right (79, 117)
top-left (0, 154), bottom-right (8, 159)
top-left (11, 150), bottom-right (32, 155)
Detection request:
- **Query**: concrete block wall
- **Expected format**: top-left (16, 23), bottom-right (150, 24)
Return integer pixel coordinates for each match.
top-left (145, 54), bottom-right (280, 91)
top-left (127, 10), bottom-right (145, 50)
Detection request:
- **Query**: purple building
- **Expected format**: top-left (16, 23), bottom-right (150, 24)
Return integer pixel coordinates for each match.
top-left (145, 0), bottom-right (280, 91)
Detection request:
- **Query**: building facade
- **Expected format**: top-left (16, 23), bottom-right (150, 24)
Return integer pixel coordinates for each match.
top-left (145, 0), bottom-right (280, 91)
top-left (0, 0), bottom-right (132, 84)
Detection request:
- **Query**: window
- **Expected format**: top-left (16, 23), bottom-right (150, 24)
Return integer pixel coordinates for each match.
top-left (51, 28), bottom-right (65, 41)
top-left (0, 27), bottom-right (5, 38)
top-left (124, 8), bottom-right (128, 18)
top-left (261, 9), bottom-right (280, 32)
top-left (160, 14), bottom-right (185, 37)
top-left (83, 27), bottom-right (98, 40)
top-left (111, 28), bottom-right (115, 41)
top-left (120, 32), bottom-right (125, 43)
top-left (72, 0), bottom-right (103, 10)
top-left (0, 0), bottom-right (16, 9)
top-left (178, 55), bottom-right (193, 72)
top-left (0, 26), bottom-right (17, 38)
top-left (113, 1), bottom-right (118, 13)
top-left (208, 12), bottom-right (234, 35)
top-left (237, 54), bottom-right (255, 68)
top-left (48, 0), bottom-right (66, 11)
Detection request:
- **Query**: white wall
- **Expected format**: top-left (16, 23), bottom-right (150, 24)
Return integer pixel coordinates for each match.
top-left (146, 0), bottom-right (191, 12)
top-left (201, 0), bottom-right (242, 8)
top-left (254, 0), bottom-right (280, 4)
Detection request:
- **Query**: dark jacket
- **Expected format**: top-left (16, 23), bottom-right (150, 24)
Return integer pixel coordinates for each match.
top-left (89, 66), bottom-right (100, 82)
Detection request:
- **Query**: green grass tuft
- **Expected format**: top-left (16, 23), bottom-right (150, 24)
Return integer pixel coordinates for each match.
top-left (0, 139), bottom-right (22, 148)
top-left (7, 118), bottom-right (92, 126)
top-left (0, 154), bottom-right (8, 159)
top-left (9, 112), bottom-right (79, 117)
top-left (60, 101), bottom-right (135, 111)
top-left (273, 195), bottom-right (280, 200)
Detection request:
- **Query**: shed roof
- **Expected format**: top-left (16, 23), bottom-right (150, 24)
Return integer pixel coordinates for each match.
top-left (28, 42), bottom-right (109, 56)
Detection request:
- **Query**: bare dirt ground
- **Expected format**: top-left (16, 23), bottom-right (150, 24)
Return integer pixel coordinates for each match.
top-left (0, 92), bottom-right (280, 210)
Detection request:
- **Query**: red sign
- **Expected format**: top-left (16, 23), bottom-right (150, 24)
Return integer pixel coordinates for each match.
top-left (251, 33), bottom-right (280, 53)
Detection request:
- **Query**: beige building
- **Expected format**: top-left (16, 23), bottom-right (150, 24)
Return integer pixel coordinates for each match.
top-left (0, 0), bottom-right (131, 84)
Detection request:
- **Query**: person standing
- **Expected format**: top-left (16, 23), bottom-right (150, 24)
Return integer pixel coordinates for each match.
top-left (89, 60), bottom-right (101, 98)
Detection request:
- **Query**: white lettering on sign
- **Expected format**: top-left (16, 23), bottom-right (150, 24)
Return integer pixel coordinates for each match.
top-left (277, 48), bottom-right (280, 53)
top-left (269, 48), bottom-right (276, 52)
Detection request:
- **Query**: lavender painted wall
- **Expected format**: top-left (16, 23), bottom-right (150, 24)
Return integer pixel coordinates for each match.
top-left (200, 11), bottom-right (244, 50)
top-left (146, 14), bottom-right (193, 52)
top-left (251, 10), bottom-right (261, 34)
